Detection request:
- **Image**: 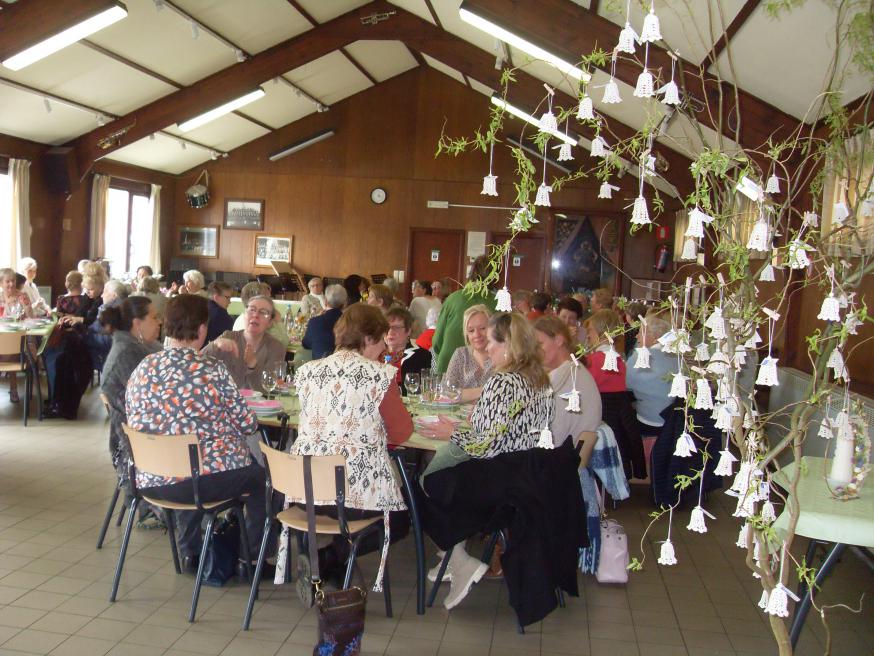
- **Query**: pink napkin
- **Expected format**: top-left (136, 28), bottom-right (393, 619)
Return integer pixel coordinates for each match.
top-left (247, 400), bottom-right (282, 409)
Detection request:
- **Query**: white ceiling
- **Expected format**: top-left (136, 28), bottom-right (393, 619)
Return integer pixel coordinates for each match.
top-left (0, 0), bottom-right (868, 177)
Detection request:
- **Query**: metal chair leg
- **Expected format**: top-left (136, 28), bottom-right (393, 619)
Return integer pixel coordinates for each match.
top-left (97, 484), bottom-right (122, 549)
top-left (343, 535), bottom-right (364, 589)
top-left (189, 514), bottom-right (215, 623)
top-left (109, 497), bottom-right (139, 602)
top-left (390, 450), bottom-right (426, 615)
top-left (427, 547), bottom-right (453, 608)
top-left (556, 588), bottom-right (566, 608)
top-left (242, 517), bottom-right (273, 631)
top-left (166, 510), bottom-right (181, 574)
top-left (790, 543), bottom-right (847, 648)
top-left (235, 505), bottom-right (254, 583)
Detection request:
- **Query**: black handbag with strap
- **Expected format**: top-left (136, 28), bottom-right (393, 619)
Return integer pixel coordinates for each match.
top-left (302, 455), bottom-right (366, 656)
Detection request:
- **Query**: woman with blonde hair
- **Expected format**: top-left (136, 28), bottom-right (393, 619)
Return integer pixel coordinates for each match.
top-left (418, 312), bottom-right (552, 609)
top-left (366, 283), bottom-right (393, 313)
top-left (443, 304), bottom-right (493, 401)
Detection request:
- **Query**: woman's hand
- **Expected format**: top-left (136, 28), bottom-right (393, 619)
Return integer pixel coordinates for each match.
top-left (60, 315), bottom-right (84, 326)
top-left (212, 338), bottom-right (239, 357)
top-left (416, 415), bottom-right (455, 441)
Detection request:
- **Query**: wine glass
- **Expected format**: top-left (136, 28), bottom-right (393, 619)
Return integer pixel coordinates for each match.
top-left (272, 361), bottom-right (287, 388)
top-left (261, 369), bottom-right (277, 399)
top-left (404, 372), bottom-right (421, 400)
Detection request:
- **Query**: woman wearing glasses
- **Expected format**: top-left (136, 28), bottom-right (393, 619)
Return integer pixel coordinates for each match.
top-left (202, 295), bottom-right (286, 392)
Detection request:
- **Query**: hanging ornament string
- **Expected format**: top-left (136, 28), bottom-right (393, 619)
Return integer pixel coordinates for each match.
top-left (495, 246), bottom-right (513, 312)
top-left (481, 139), bottom-right (498, 196)
top-left (535, 87), bottom-right (554, 207)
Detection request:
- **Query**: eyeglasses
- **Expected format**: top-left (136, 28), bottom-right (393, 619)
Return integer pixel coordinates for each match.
top-left (222, 294), bottom-right (233, 301)
top-left (387, 324), bottom-right (407, 332)
top-left (246, 307), bottom-right (272, 319)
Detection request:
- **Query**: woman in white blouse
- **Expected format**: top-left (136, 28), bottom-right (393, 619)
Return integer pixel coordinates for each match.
top-left (17, 258), bottom-right (48, 316)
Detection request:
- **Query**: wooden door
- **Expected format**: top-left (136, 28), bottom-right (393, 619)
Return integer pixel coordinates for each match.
top-left (491, 231), bottom-right (547, 292)
top-left (407, 228), bottom-right (465, 302)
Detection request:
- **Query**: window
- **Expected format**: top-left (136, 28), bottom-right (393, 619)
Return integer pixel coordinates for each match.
top-left (821, 129), bottom-right (874, 256)
top-left (105, 185), bottom-right (151, 277)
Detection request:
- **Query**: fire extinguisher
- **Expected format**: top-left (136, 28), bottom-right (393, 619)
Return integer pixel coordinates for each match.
top-left (654, 243), bottom-right (671, 273)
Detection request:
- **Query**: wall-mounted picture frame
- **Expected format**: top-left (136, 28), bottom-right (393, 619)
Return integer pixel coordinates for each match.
top-left (178, 225), bottom-right (219, 258)
top-left (255, 234), bottom-right (292, 267)
top-left (224, 198), bottom-right (264, 230)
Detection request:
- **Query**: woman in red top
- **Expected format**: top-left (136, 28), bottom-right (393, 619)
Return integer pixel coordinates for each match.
top-left (584, 309), bottom-right (627, 393)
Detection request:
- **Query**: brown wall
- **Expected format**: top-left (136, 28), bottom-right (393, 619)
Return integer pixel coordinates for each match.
top-left (171, 67), bottom-right (668, 286)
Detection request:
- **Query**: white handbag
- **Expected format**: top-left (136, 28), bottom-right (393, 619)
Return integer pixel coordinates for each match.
top-left (594, 485), bottom-right (629, 584)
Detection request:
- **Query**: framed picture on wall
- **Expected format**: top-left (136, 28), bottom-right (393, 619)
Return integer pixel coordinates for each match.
top-left (224, 198), bottom-right (264, 230)
top-left (254, 235), bottom-right (292, 267)
top-left (178, 225), bottom-right (219, 258)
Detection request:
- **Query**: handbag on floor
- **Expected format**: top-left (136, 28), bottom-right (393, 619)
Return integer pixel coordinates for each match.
top-left (302, 455), bottom-right (366, 656)
top-left (594, 486), bottom-right (629, 584)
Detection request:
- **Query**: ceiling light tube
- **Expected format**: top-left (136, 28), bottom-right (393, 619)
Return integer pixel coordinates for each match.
top-left (3, 3), bottom-right (128, 71)
top-left (178, 88), bottom-right (265, 132)
top-left (268, 129), bottom-right (335, 161)
top-left (491, 96), bottom-right (578, 146)
top-left (460, 4), bottom-right (589, 83)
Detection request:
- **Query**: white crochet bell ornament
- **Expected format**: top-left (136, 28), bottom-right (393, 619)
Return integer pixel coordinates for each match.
top-left (534, 183), bottom-right (552, 207)
top-left (617, 21), bottom-right (637, 53)
top-left (539, 110), bottom-right (557, 133)
top-left (714, 448), bottom-right (738, 476)
top-left (765, 586), bottom-right (789, 618)
top-left (598, 181), bottom-right (619, 199)
top-left (537, 426), bottom-right (554, 449)
top-left (495, 286), bottom-right (513, 312)
top-left (602, 77), bottom-right (622, 104)
top-left (756, 356), bottom-right (780, 387)
top-left (695, 341), bottom-right (710, 362)
top-left (744, 329), bottom-right (763, 349)
top-left (661, 79), bottom-right (680, 105)
top-left (686, 506), bottom-right (709, 534)
top-left (787, 240), bottom-right (811, 269)
top-left (577, 94), bottom-right (594, 120)
top-left (590, 136), bottom-right (609, 157)
top-left (818, 416), bottom-right (834, 439)
top-left (765, 174), bottom-right (781, 194)
top-left (714, 404), bottom-right (734, 431)
top-left (602, 343), bottom-right (620, 372)
top-left (817, 293), bottom-right (841, 322)
top-left (832, 201), bottom-right (850, 224)
top-left (758, 589), bottom-right (770, 610)
top-left (694, 378), bottom-right (713, 410)
top-left (631, 195), bottom-right (651, 225)
top-left (634, 69), bottom-right (654, 98)
top-left (827, 347), bottom-right (847, 380)
top-left (759, 264), bottom-right (776, 282)
top-left (557, 143), bottom-right (573, 162)
top-left (564, 354), bottom-right (582, 413)
top-left (746, 219), bottom-right (771, 251)
top-left (634, 346), bottom-right (651, 369)
top-left (669, 372), bottom-right (688, 399)
top-left (674, 431), bottom-right (696, 457)
top-left (658, 539), bottom-right (677, 565)
top-left (481, 174), bottom-right (498, 196)
top-left (705, 307), bottom-right (726, 339)
top-left (803, 211), bottom-right (819, 228)
top-left (685, 208), bottom-right (709, 238)
top-left (761, 500), bottom-right (777, 524)
top-left (680, 238), bottom-right (697, 260)
top-left (639, 3), bottom-right (662, 42)
top-left (736, 522), bottom-right (750, 548)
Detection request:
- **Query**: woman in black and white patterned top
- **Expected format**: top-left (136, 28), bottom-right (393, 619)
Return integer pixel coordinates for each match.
top-left (418, 312), bottom-right (552, 609)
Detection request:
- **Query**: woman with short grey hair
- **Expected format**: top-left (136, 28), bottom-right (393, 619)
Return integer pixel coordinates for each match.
top-left (301, 276), bottom-right (326, 317)
top-left (17, 257), bottom-right (48, 316)
top-left (182, 270), bottom-right (207, 297)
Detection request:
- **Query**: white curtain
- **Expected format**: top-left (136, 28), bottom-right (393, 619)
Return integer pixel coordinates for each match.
top-left (147, 183), bottom-right (162, 274)
top-left (9, 158), bottom-right (31, 265)
top-left (88, 173), bottom-right (111, 259)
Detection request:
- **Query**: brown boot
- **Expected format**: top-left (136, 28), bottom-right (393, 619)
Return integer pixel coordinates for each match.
top-left (484, 542), bottom-right (503, 580)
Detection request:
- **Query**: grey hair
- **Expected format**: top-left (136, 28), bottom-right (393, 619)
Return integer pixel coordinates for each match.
top-left (307, 276), bottom-right (323, 290)
top-left (246, 295), bottom-right (276, 319)
top-left (182, 269), bottom-right (205, 288)
top-left (642, 312), bottom-right (671, 341)
top-left (18, 257), bottom-right (37, 273)
top-left (104, 279), bottom-right (130, 299)
top-left (383, 277), bottom-right (399, 294)
top-left (325, 284), bottom-right (348, 309)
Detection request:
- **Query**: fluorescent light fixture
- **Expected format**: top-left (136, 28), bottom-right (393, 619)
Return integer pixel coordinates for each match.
top-left (3, 3), bottom-right (127, 71)
top-left (268, 129), bottom-right (335, 162)
top-left (491, 96), bottom-right (578, 146)
top-left (178, 88), bottom-right (265, 132)
top-left (460, 4), bottom-right (589, 82)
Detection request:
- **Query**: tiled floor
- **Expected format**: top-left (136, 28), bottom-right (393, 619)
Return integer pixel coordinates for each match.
top-left (0, 387), bottom-right (871, 656)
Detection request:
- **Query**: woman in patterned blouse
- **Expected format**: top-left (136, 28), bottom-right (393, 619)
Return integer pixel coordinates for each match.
top-left (418, 312), bottom-right (553, 610)
top-left (126, 294), bottom-right (268, 573)
top-left (444, 304), bottom-right (494, 403)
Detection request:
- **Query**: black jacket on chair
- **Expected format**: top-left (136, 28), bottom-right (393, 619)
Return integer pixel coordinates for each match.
top-left (421, 440), bottom-right (587, 627)
top-left (301, 307), bottom-right (342, 359)
top-left (600, 391), bottom-right (647, 480)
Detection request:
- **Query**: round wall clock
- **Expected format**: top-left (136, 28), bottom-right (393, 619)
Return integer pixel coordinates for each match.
top-left (370, 187), bottom-right (387, 204)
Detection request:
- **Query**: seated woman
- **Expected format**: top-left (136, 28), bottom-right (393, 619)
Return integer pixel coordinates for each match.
top-left (584, 309), bottom-right (627, 393)
top-left (180, 269), bottom-right (208, 297)
top-left (417, 313), bottom-right (552, 609)
top-left (17, 257), bottom-right (48, 317)
top-left (408, 279), bottom-right (441, 338)
top-left (0, 268), bottom-right (33, 403)
top-left (202, 295), bottom-right (286, 392)
top-left (126, 294), bottom-right (268, 573)
top-left (56, 271), bottom-right (89, 317)
top-left (291, 304), bottom-right (413, 592)
top-left (383, 307), bottom-right (432, 393)
top-left (300, 276), bottom-right (326, 317)
top-left (626, 311), bottom-right (678, 436)
top-left (444, 304), bottom-right (493, 402)
top-left (366, 283), bottom-right (394, 315)
top-left (231, 282), bottom-right (289, 347)
top-left (132, 276), bottom-right (167, 320)
top-left (534, 316), bottom-right (601, 465)
top-left (100, 296), bottom-right (163, 525)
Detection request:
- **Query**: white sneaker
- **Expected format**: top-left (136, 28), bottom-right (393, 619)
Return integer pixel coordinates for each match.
top-left (443, 554), bottom-right (488, 610)
top-left (427, 550), bottom-right (450, 583)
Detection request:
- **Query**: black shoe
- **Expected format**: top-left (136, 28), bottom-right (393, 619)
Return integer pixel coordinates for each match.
top-left (235, 559), bottom-right (275, 582)
top-left (181, 555), bottom-right (199, 575)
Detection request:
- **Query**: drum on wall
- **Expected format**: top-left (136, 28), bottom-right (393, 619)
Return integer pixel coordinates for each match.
top-left (185, 170), bottom-right (210, 209)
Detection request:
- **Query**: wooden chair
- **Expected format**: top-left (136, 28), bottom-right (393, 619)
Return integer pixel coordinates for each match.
top-left (242, 444), bottom-right (391, 630)
top-left (110, 426), bottom-right (254, 623)
top-left (0, 332), bottom-right (35, 426)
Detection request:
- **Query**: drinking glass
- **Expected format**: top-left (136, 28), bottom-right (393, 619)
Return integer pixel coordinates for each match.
top-left (261, 370), bottom-right (277, 399)
top-left (441, 376), bottom-right (461, 404)
top-left (272, 361), bottom-right (287, 384)
top-left (404, 372), bottom-right (421, 399)
top-left (421, 372), bottom-right (434, 404)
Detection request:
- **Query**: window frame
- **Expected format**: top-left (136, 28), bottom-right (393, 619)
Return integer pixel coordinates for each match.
top-left (107, 181), bottom-right (150, 274)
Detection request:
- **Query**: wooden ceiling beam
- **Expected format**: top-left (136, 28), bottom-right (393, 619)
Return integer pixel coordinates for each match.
top-left (699, 0), bottom-right (761, 70)
top-left (68, 0), bottom-right (422, 173)
top-left (463, 0), bottom-right (800, 153)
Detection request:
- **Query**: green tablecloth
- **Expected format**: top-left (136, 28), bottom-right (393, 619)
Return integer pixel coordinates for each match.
top-left (772, 456), bottom-right (874, 548)
top-left (228, 298), bottom-right (301, 318)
